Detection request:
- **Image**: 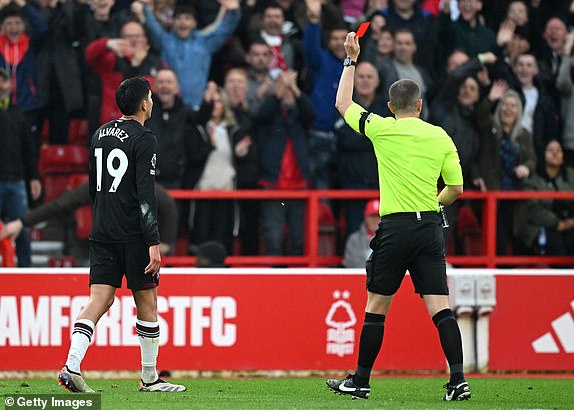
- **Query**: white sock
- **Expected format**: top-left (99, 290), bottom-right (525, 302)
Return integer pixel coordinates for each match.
top-left (66, 319), bottom-right (95, 374)
top-left (136, 319), bottom-right (160, 383)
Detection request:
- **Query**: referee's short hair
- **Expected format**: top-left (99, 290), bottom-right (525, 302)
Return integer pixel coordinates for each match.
top-left (389, 79), bottom-right (421, 113)
top-left (116, 77), bottom-right (151, 116)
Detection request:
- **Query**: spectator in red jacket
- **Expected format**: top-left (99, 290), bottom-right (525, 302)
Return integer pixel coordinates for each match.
top-left (85, 19), bottom-right (163, 125)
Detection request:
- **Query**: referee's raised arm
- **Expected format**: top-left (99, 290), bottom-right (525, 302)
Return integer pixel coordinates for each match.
top-left (335, 32), bottom-right (360, 116)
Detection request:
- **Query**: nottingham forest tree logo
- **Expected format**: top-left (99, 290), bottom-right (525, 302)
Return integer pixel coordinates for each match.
top-left (325, 290), bottom-right (356, 357)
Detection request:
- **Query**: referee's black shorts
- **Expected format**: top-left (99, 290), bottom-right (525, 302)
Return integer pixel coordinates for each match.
top-left (365, 211), bottom-right (448, 296)
top-left (89, 240), bottom-right (159, 291)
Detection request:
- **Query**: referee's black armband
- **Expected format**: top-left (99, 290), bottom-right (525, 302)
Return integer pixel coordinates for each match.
top-left (359, 111), bottom-right (370, 135)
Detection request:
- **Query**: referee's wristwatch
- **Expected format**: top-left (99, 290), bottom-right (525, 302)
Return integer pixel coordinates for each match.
top-left (343, 57), bottom-right (357, 67)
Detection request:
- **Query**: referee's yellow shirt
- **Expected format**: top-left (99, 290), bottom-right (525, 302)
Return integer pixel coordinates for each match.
top-left (344, 102), bottom-right (463, 216)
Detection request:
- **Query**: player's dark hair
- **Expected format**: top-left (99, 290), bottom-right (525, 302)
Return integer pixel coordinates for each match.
top-left (115, 77), bottom-right (151, 116)
top-left (389, 79), bottom-right (421, 113)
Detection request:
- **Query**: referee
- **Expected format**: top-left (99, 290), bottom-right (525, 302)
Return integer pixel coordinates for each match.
top-left (326, 32), bottom-right (471, 401)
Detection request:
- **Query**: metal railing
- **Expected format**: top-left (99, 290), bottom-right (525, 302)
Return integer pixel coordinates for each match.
top-left (163, 190), bottom-right (574, 268)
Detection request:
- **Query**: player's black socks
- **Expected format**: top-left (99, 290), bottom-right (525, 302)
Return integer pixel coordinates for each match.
top-left (432, 308), bottom-right (464, 385)
top-left (353, 312), bottom-right (386, 387)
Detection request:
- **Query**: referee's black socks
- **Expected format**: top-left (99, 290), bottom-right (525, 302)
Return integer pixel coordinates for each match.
top-left (353, 312), bottom-right (386, 387)
top-left (432, 308), bottom-right (465, 385)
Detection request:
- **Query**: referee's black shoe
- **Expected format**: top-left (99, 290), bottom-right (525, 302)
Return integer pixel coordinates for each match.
top-left (442, 380), bottom-right (471, 401)
top-left (326, 374), bottom-right (370, 400)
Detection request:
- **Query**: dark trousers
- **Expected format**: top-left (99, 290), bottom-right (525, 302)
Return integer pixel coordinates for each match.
top-left (496, 201), bottom-right (514, 255)
top-left (564, 149), bottom-right (574, 169)
top-left (191, 199), bottom-right (234, 254)
top-left (308, 130), bottom-right (337, 190)
top-left (444, 201), bottom-right (459, 255)
top-left (236, 182), bottom-right (260, 255)
top-left (261, 199), bottom-right (305, 255)
top-left (24, 110), bottom-right (41, 150)
top-left (546, 227), bottom-right (574, 256)
top-left (238, 199), bottom-right (260, 255)
top-left (43, 77), bottom-right (70, 144)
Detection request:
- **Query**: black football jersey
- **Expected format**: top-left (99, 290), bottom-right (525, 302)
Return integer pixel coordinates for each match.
top-left (88, 119), bottom-right (160, 245)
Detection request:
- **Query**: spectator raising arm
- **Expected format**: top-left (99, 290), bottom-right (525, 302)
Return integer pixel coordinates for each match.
top-left (200, 0), bottom-right (241, 53)
top-left (140, 0), bottom-right (172, 46)
top-left (303, 0), bottom-right (324, 72)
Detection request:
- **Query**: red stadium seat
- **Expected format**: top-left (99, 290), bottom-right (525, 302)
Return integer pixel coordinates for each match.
top-left (39, 144), bottom-right (88, 174)
top-left (74, 206), bottom-right (92, 239)
top-left (68, 120), bottom-right (89, 146)
top-left (42, 175), bottom-right (71, 202)
top-left (40, 145), bottom-right (88, 201)
top-left (318, 203), bottom-right (336, 256)
top-left (457, 205), bottom-right (479, 235)
top-left (0, 224), bottom-right (16, 267)
top-left (457, 205), bottom-right (482, 255)
top-left (67, 174), bottom-right (91, 239)
top-left (41, 120), bottom-right (50, 144)
top-left (67, 173), bottom-right (88, 190)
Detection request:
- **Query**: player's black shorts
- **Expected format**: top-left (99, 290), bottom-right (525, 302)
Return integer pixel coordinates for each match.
top-left (365, 211), bottom-right (448, 296)
top-left (89, 240), bottom-right (159, 290)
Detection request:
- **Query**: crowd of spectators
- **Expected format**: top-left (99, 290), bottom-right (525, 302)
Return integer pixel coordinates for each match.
top-left (1, 0), bottom-right (574, 266)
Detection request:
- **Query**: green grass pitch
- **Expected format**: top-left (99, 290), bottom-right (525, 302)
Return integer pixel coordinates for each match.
top-left (1, 377), bottom-right (574, 409)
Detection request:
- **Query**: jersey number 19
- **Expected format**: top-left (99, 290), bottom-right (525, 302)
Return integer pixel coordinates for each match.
top-left (94, 148), bottom-right (128, 192)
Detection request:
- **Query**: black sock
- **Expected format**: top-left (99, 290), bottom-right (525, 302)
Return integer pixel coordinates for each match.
top-left (432, 308), bottom-right (464, 385)
top-left (353, 312), bottom-right (385, 387)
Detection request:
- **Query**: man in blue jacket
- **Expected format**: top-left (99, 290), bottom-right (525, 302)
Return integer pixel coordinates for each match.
top-left (134, 0), bottom-right (241, 109)
top-left (303, 0), bottom-right (346, 190)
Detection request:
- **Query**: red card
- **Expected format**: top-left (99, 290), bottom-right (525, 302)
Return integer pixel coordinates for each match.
top-left (356, 22), bottom-right (370, 38)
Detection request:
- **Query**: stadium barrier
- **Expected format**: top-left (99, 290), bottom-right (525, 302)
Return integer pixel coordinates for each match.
top-left (2, 190), bottom-right (572, 268)
top-left (0, 268), bottom-right (572, 372)
top-left (164, 190), bottom-right (574, 268)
